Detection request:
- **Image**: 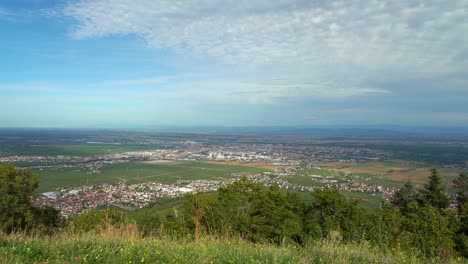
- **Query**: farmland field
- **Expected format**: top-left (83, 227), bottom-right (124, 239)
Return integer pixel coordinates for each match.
top-left (34, 161), bottom-right (269, 192)
top-left (317, 161), bottom-right (458, 186)
top-left (0, 142), bottom-right (159, 156)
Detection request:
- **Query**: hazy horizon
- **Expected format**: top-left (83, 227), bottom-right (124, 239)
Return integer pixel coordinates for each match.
top-left (1, 0), bottom-right (467, 128)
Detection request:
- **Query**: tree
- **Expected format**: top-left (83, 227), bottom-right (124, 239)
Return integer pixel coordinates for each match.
top-left (391, 181), bottom-right (418, 210)
top-left (216, 178), bottom-right (303, 244)
top-left (419, 168), bottom-right (450, 209)
top-left (453, 172), bottom-right (468, 210)
top-left (217, 177), bottom-right (265, 237)
top-left (183, 194), bottom-right (217, 242)
top-left (32, 205), bottom-right (62, 232)
top-left (399, 203), bottom-right (455, 258)
top-left (71, 208), bottom-right (129, 233)
top-left (0, 163), bottom-right (39, 233)
top-left (454, 203), bottom-right (468, 257)
top-left (304, 189), bottom-right (365, 241)
top-left (366, 203), bottom-right (404, 249)
top-left (248, 184), bottom-right (303, 244)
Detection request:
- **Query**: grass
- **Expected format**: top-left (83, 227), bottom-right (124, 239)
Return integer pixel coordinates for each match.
top-left (0, 230), bottom-right (435, 264)
top-left (302, 168), bottom-right (337, 177)
top-left (0, 143), bottom-right (159, 157)
top-left (281, 168), bottom-right (342, 187)
top-left (35, 161), bottom-right (268, 192)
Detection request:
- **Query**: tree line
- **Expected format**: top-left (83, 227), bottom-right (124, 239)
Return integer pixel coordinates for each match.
top-left (0, 163), bottom-right (467, 260)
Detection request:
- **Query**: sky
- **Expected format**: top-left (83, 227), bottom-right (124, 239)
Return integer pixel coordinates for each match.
top-left (0, 0), bottom-right (467, 128)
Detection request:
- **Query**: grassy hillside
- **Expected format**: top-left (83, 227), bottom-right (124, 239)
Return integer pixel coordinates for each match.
top-left (0, 231), bottom-right (440, 264)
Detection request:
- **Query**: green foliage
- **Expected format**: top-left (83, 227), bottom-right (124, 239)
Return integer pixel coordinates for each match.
top-left (217, 177), bottom-right (266, 237)
top-left (183, 194), bottom-right (218, 241)
top-left (0, 234), bottom-right (426, 264)
top-left (248, 185), bottom-right (303, 244)
top-left (390, 181), bottom-right (419, 210)
top-left (31, 206), bottom-right (63, 233)
top-left (366, 203), bottom-right (404, 249)
top-left (2, 163), bottom-right (468, 261)
top-left (181, 178), bottom-right (305, 244)
top-left (0, 163), bottom-right (38, 233)
top-left (453, 172), bottom-right (468, 209)
top-left (399, 203), bottom-right (455, 258)
top-left (304, 189), bottom-right (366, 242)
top-left (454, 203), bottom-right (468, 257)
top-left (419, 168), bottom-right (450, 209)
top-left (71, 208), bottom-right (127, 232)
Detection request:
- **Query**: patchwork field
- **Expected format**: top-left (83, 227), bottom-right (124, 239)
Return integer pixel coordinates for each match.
top-left (317, 161), bottom-right (459, 186)
top-left (1, 142), bottom-right (159, 156)
top-left (34, 161), bottom-right (268, 192)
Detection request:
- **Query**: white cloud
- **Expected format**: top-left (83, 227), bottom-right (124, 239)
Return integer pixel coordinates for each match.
top-left (63, 0), bottom-right (468, 104)
top-left (64, 1), bottom-right (467, 68)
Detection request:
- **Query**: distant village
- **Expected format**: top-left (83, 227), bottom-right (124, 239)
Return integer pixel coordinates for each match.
top-left (33, 170), bottom-right (396, 217)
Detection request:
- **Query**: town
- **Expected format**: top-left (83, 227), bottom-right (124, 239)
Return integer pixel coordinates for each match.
top-left (33, 169), bottom-right (396, 217)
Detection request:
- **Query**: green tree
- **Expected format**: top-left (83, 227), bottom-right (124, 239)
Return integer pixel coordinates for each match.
top-left (453, 172), bottom-right (468, 210)
top-left (399, 203), bottom-right (455, 258)
top-left (366, 202), bottom-right (404, 249)
top-left (419, 168), bottom-right (450, 209)
top-left (390, 181), bottom-right (418, 210)
top-left (216, 178), bottom-right (303, 244)
top-left (32, 205), bottom-right (62, 232)
top-left (71, 208), bottom-right (127, 232)
top-left (183, 194), bottom-right (217, 242)
top-left (0, 163), bottom-right (39, 233)
top-left (454, 203), bottom-right (468, 257)
top-left (217, 177), bottom-right (265, 237)
top-left (249, 184), bottom-right (303, 244)
top-left (304, 189), bottom-right (366, 242)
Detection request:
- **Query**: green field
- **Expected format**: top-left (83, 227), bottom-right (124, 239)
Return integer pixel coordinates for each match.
top-left (302, 168), bottom-right (337, 176)
top-left (0, 142), bottom-right (159, 156)
top-left (35, 161), bottom-right (268, 192)
top-left (281, 167), bottom-right (344, 187)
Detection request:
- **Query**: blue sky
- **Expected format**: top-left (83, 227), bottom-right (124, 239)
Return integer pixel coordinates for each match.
top-left (1, 0), bottom-right (467, 128)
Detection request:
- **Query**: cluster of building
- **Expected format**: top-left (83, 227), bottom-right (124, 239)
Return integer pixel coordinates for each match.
top-left (33, 167), bottom-right (396, 217)
top-left (33, 181), bottom-right (207, 218)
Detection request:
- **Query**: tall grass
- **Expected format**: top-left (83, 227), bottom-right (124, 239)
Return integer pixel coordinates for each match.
top-left (0, 218), bottom-right (464, 264)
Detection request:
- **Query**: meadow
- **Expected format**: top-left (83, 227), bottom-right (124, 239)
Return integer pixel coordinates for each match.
top-left (35, 161), bottom-right (268, 192)
top-left (0, 231), bottom-right (437, 264)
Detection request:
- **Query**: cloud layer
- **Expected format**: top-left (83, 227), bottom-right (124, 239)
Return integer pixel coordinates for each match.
top-left (65, 0), bottom-right (467, 72)
top-left (58, 0), bottom-right (468, 125)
